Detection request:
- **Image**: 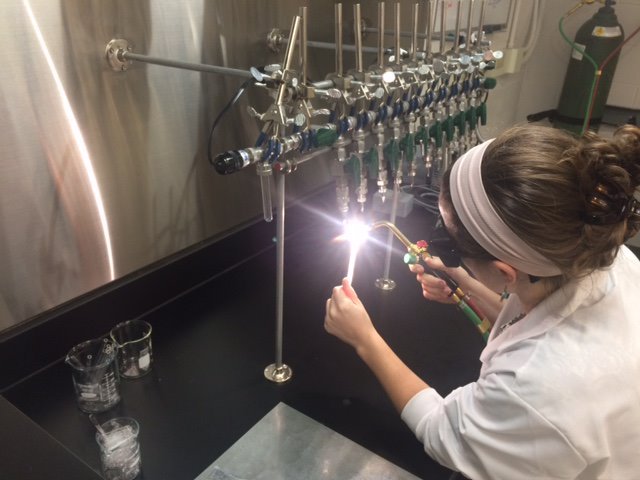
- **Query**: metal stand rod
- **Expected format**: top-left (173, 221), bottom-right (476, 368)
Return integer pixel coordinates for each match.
top-left (110, 41), bottom-right (334, 90)
top-left (411, 3), bottom-right (420, 62)
top-left (395, 3), bottom-right (401, 66)
top-left (440, 0), bottom-right (446, 55)
top-left (378, 3), bottom-right (385, 69)
top-left (122, 51), bottom-right (253, 78)
top-left (264, 172), bottom-right (292, 383)
top-left (478, 0), bottom-right (487, 42)
top-left (275, 173), bottom-right (285, 367)
top-left (376, 156), bottom-right (403, 292)
top-left (423, 0), bottom-right (432, 56)
top-left (335, 3), bottom-right (343, 76)
top-left (454, 0), bottom-right (463, 53)
top-left (300, 7), bottom-right (308, 83)
top-left (276, 15), bottom-right (302, 106)
top-left (466, 0), bottom-right (475, 49)
top-left (354, 4), bottom-right (364, 73)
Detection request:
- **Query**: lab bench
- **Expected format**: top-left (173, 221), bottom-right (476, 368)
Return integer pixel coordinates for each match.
top-left (0, 186), bottom-right (485, 480)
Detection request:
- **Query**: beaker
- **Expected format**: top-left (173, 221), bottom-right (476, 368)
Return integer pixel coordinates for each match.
top-left (96, 417), bottom-right (142, 480)
top-left (109, 319), bottom-right (153, 379)
top-left (65, 338), bottom-right (121, 413)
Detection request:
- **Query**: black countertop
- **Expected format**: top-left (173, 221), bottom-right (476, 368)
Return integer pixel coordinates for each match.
top-left (1, 187), bottom-right (485, 480)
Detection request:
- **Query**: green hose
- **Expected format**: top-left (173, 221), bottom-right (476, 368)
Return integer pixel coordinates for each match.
top-left (457, 299), bottom-right (491, 342)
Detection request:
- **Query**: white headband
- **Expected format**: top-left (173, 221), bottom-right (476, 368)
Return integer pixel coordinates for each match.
top-left (450, 139), bottom-right (562, 277)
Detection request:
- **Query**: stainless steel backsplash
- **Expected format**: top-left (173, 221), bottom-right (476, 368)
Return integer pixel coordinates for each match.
top-left (0, 0), bottom-right (347, 330)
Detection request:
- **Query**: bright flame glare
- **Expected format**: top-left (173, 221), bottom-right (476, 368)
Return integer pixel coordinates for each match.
top-left (343, 220), bottom-right (370, 284)
top-left (343, 219), bottom-right (370, 249)
top-left (290, 202), bottom-right (408, 278)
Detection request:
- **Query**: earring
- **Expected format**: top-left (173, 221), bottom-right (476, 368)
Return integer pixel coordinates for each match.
top-left (500, 286), bottom-right (510, 302)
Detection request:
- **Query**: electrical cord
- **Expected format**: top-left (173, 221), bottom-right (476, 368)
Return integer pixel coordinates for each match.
top-left (206, 77), bottom-right (255, 165)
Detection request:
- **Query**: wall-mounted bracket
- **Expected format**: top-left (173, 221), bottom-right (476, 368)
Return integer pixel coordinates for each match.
top-left (105, 38), bottom-right (132, 72)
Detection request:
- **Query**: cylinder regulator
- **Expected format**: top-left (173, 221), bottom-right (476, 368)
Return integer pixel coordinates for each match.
top-left (555, 1), bottom-right (624, 134)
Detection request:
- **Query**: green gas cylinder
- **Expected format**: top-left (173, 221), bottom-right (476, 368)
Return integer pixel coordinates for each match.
top-left (555, 2), bottom-right (624, 135)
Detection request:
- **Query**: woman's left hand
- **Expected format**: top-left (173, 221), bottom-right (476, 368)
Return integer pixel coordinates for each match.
top-left (324, 278), bottom-right (377, 352)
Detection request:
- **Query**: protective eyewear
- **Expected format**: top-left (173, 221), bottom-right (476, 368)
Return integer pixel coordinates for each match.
top-left (427, 215), bottom-right (464, 268)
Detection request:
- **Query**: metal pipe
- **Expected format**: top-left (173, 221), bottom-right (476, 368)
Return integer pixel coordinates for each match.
top-left (432, 0), bottom-right (439, 49)
top-left (335, 3), bottom-right (343, 76)
top-left (310, 78), bottom-right (335, 89)
top-left (454, 0), bottom-right (462, 52)
top-left (466, 0), bottom-right (475, 49)
top-left (300, 6), bottom-right (308, 83)
top-left (264, 172), bottom-right (292, 383)
top-left (439, 0), bottom-right (446, 55)
top-left (276, 15), bottom-right (301, 106)
top-left (354, 4), bottom-right (363, 72)
top-left (287, 147), bottom-right (331, 168)
top-left (411, 3), bottom-right (419, 62)
top-left (281, 38), bottom-right (385, 56)
top-left (120, 46), bottom-right (332, 89)
top-left (282, 16), bottom-right (301, 73)
top-left (275, 173), bottom-right (285, 368)
top-left (422, 0), bottom-right (432, 55)
top-left (395, 2), bottom-right (401, 65)
top-left (121, 51), bottom-right (253, 78)
top-left (478, 0), bottom-right (486, 45)
top-left (378, 2), bottom-right (385, 68)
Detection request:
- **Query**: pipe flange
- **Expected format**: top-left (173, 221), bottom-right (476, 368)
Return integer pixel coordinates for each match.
top-left (105, 38), bottom-right (132, 72)
top-left (267, 28), bottom-right (284, 53)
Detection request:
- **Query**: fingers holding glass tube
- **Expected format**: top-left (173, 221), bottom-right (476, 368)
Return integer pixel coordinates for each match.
top-left (324, 278), bottom-right (376, 351)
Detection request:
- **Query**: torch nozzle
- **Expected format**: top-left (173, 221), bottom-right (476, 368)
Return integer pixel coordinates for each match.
top-left (370, 221), bottom-right (418, 253)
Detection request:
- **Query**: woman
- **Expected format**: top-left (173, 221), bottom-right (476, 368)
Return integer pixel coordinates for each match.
top-left (324, 125), bottom-right (640, 479)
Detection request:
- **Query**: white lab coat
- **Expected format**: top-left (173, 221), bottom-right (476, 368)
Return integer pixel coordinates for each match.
top-left (401, 246), bottom-right (640, 480)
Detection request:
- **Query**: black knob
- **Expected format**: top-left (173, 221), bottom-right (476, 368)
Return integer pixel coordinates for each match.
top-left (211, 150), bottom-right (246, 175)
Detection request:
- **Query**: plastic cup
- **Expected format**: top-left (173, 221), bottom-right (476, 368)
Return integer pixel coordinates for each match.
top-left (110, 319), bottom-right (153, 378)
top-left (65, 338), bottom-right (121, 413)
top-left (96, 417), bottom-right (142, 480)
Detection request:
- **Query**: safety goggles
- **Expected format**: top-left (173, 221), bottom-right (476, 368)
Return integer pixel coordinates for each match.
top-left (427, 215), bottom-right (464, 268)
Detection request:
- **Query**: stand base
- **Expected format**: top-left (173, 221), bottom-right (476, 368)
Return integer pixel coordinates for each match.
top-left (264, 363), bottom-right (293, 383)
top-left (375, 277), bottom-right (396, 291)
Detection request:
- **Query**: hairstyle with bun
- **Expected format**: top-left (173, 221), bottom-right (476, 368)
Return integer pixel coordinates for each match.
top-left (440, 124), bottom-right (640, 282)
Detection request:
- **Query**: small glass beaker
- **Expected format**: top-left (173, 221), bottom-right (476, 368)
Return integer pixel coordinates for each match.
top-left (96, 417), bottom-right (142, 480)
top-left (110, 319), bottom-right (153, 378)
top-left (65, 338), bottom-right (121, 413)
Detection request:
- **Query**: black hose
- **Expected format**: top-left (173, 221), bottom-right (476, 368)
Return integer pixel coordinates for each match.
top-left (206, 77), bottom-right (255, 165)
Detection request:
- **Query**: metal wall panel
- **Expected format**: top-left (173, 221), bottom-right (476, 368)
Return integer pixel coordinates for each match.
top-left (0, 0), bottom-right (343, 330)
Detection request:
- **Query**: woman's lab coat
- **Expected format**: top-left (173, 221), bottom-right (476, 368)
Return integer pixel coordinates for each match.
top-left (401, 246), bottom-right (640, 480)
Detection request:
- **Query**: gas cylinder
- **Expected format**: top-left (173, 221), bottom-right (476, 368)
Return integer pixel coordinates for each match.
top-left (555, 1), bottom-right (624, 135)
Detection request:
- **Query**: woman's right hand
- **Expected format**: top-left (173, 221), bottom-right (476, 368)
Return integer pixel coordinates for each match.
top-left (409, 256), bottom-right (470, 305)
